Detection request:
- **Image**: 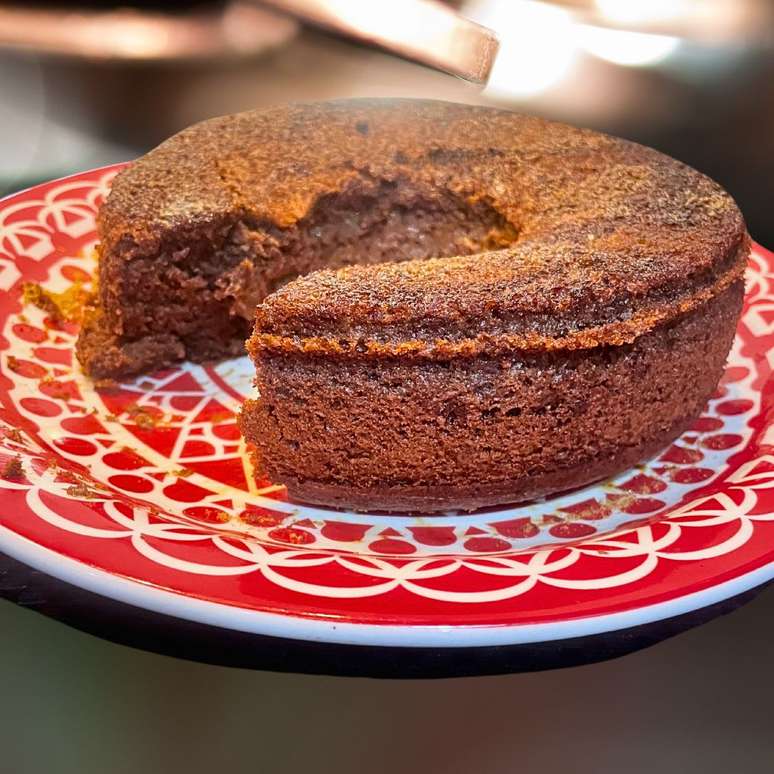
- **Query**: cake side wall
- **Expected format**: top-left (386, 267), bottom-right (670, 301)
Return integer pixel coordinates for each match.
top-left (239, 281), bottom-right (743, 512)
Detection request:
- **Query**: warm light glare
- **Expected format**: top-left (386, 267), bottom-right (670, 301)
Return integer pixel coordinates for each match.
top-left (464, 0), bottom-right (577, 98)
top-left (594, 0), bottom-right (691, 26)
top-left (104, 19), bottom-right (170, 57)
top-left (580, 25), bottom-right (680, 66)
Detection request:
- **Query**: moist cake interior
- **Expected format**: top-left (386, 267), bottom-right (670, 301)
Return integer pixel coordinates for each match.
top-left (107, 175), bottom-right (520, 369)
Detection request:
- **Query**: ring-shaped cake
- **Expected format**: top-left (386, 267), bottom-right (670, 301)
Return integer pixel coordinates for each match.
top-left (76, 100), bottom-right (749, 512)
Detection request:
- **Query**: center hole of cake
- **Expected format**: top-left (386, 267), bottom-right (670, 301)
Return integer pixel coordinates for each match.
top-left (219, 177), bottom-right (519, 319)
top-left (291, 178), bottom-right (519, 280)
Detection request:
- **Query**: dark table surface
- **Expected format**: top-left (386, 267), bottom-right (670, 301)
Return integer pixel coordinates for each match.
top-left (1, 547), bottom-right (773, 774)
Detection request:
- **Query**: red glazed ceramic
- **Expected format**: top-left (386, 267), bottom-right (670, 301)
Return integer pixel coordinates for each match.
top-left (0, 166), bottom-right (772, 648)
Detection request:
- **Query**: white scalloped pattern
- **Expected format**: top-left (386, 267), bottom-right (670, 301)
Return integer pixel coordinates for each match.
top-left (0, 170), bottom-right (772, 604)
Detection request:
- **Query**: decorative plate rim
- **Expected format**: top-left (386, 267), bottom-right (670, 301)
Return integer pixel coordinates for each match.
top-left (1, 523), bottom-right (771, 647)
top-left (1, 164), bottom-right (773, 647)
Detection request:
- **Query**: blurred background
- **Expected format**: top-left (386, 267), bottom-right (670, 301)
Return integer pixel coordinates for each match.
top-left (1, 1), bottom-right (773, 771)
top-left (2, 0), bottom-right (774, 241)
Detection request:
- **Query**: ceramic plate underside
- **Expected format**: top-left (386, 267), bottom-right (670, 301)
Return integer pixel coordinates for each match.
top-left (0, 165), bottom-right (773, 646)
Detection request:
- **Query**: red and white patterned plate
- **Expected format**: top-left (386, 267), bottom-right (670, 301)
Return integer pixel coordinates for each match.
top-left (0, 165), bottom-right (773, 648)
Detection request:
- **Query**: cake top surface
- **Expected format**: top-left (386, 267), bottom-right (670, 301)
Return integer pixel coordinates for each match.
top-left (100, 99), bottom-right (747, 351)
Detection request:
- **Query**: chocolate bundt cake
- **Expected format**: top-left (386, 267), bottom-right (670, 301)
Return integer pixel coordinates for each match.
top-left (77, 99), bottom-right (749, 512)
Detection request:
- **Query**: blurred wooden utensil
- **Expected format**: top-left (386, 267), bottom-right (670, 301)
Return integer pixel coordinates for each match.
top-left (259, 0), bottom-right (499, 83)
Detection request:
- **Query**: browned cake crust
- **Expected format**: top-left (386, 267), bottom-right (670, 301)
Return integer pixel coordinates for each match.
top-left (241, 281), bottom-right (743, 512)
top-left (76, 99), bottom-right (749, 512)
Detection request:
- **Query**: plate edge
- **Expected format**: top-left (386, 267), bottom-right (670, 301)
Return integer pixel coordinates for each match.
top-left (0, 523), bottom-right (771, 648)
